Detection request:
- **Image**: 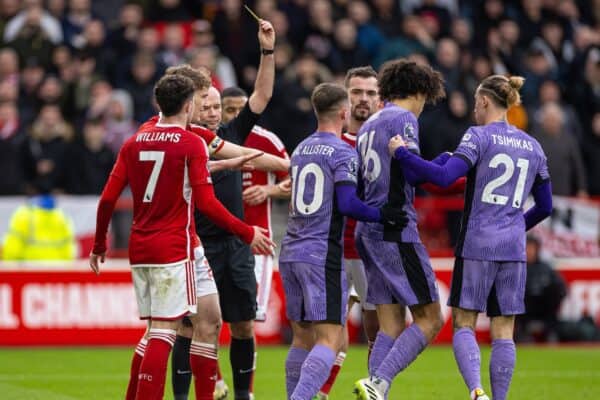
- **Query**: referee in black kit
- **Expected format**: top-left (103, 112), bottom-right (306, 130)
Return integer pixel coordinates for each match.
top-left (197, 18), bottom-right (284, 400)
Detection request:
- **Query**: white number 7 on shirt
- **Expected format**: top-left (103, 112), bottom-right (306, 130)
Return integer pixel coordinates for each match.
top-left (139, 151), bottom-right (165, 203)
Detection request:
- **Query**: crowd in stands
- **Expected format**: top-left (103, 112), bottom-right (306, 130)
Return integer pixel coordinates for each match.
top-left (0, 0), bottom-right (598, 197)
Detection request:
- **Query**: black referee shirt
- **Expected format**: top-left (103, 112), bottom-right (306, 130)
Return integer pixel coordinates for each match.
top-left (195, 103), bottom-right (260, 240)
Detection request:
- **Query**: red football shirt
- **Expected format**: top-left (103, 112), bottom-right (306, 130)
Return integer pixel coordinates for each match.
top-left (242, 126), bottom-right (289, 237)
top-left (341, 132), bottom-right (359, 259)
top-left (109, 122), bottom-right (212, 265)
top-left (140, 115), bottom-right (225, 156)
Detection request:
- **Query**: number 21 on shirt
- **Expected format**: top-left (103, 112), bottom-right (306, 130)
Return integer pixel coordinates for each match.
top-left (291, 163), bottom-right (324, 215)
top-left (482, 152), bottom-right (529, 208)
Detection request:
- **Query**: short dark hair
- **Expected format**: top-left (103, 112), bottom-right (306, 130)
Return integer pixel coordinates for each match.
top-left (222, 86), bottom-right (248, 99)
top-left (378, 59), bottom-right (446, 104)
top-left (165, 64), bottom-right (211, 91)
top-left (154, 75), bottom-right (195, 117)
top-left (311, 83), bottom-right (348, 119)
top-left (344, 66), bottom-right (377, 87)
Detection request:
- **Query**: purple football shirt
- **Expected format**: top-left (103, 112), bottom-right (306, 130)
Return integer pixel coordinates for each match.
top-left (453, 121), bottom-right (550, 261)
top-left (356, 103), bottom-right (421, 243)
top-left (280, 131), bottom-right (358, 266)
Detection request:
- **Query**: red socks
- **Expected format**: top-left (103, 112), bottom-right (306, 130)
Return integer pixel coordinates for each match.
top-left (125, 337), bottom-right (147, 400)
top-left (190, 342), bottom-right (218, 400)
top-left (319, 352), bottom-right (346, 395)
top-left (135, 329), bottom-right (176, 400)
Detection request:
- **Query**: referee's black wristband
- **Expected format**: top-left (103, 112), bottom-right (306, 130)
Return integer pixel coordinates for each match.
top-left (261, 48), bottom-right (274, 55)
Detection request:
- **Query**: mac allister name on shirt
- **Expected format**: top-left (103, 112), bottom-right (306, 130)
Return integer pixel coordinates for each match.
top-left (136, 132), bottom-right (181, 143)
top-left (490, 134), bottom-right (533, 151)
top-left (296, 144), bottom-right (335, 157)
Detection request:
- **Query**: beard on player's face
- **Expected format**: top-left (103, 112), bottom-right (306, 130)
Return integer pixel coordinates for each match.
top-left (351, 103), bottom-right (372, 121)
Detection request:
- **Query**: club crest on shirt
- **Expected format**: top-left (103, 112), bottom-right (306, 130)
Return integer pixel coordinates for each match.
top-left (462, 133), bottom-right (472, 141)
top-left (348, 158), bottom-right (358, 174)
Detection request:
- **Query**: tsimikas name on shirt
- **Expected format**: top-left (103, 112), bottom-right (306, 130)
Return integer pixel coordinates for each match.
top-left (136, 131), bottom-right (181, 143)
top-left (490, 134), bottom-right (533, 151)
top-left (297, 144), bottom-right (335, 157)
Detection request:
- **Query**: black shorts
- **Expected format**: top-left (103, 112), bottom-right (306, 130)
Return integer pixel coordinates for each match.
top-left (203, 236), bottom-right (257, 323)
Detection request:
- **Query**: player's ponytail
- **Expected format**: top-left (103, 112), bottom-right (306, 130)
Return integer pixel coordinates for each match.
top-left (478, 75), bottom-right (525, 109)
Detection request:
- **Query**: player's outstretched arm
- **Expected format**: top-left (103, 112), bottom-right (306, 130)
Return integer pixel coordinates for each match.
top-left (208, 151), bottom-right (263, 172)
top-left (524, 180), bottom-right (553, 231)
top-left (215, 141), bottom-right (290, 171)
top-left (242, 176), bottom-right (291, 205)
top-left (192, 183), bottom-right (275, 255)
top-left (90, 173), bottom-right (127, 274)
top-left (248, 19), bottom-right (275, 114)
top-left (335, 183), bottom-right (408, 227)
top-left (391, 135), bottom-right (469, 187)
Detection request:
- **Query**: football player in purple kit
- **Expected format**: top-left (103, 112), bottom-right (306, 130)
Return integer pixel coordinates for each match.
top-left (279, 83), bottom-right (409, 400)
top-left (388, 75), bottom-right (553, 400)
top-left (353, 59), bottom-right (446, 400)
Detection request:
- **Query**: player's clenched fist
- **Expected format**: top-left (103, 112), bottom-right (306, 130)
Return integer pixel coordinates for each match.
top-left (388, 134), bottom-right (407, 155)
top-left (379, 203), bottom-right (409, 228)
top-left (257, 19), bottom-right (275, 49)
top-left (250, 226), bottom-right (276, 255)
top-left (89, 252), bottom-right (105, 275)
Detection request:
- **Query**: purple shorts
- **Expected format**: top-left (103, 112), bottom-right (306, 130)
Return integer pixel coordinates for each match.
top-left (355, 234), bottom-right (439, 307)
top-left (448, 258), bottom-right (526, 317)
top-left (279, 261), bottom-right (347, 324)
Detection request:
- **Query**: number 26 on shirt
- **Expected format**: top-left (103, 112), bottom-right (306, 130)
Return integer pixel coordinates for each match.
top-left (291, 163), bottom-right (324, 215)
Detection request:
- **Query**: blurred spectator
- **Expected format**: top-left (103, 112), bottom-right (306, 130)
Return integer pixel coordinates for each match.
top-left (516, 236), bottom-right (566, 343)
top-left (18, 61), bottom-right (46, 124)
top-left (7, 5), bottom-right (56, 69)
top-left (19, 104), bottom-right (73, 194)
top-left (450, 17), bottom-right (472, 49)
top-left (530, 18), bottom-right (574, 78)
top-left (329, 18), bottom-right (370, 74)
top-left (413, 0), bottom-right (453, 38)
top-left (473, 0), bottom-right (507, 49)
top-left (70, 51), bottom-right (100, 120)
top-left (62, 0), bottom-right (94, 48)
top-left (159, 23), bottom-right (186, 67)
top-left (64, 118), bottom-right (114, 194)
top-left (434, 37), bottom-right (461, 92)
top-left (532, 80), bottom-right (583, 141)
top-left (517, 0), bottom-right (544, 48)
top-left (103, 89), bottom-right (136, 154)
top-left (304, 0), bottom-right (335, 67)
top-left (0, 0), bottom-right (21, 39)
top-left (213, 0), bottom-right (259, 82)
top-left (0, 101), bottom-right (24, 194)
top-left (2, 194), bottom-right (76, 260)
top-left (86, 79), bottom-right (113, 122)
top-left (533, 102), bottom-right (588, 197)
top-left (347, 0), bottom-right (385, 58)
top-left (582, 113), bottom-right (600, 195)
top-left (371, 0), bottom-right (402, 37)
top-left (107, 3), bottom-right (144, 58)
top-left (124, 53), bottom-right (158, 123)
top-left (569, 48), bottom-right (600, 136)
top-left (521, 48), bottom-right (557, 106)
top-left (267, 52), bottom-right (329, 151)
top-left (36, 74), bottom-right (69, 115)
top-left (0, 48), bottom-right (19, 84)
top-left (4, 0), bottom-right (63, 44)
top-left (146, 0), bottom-right (198, 22)
top-left (80, 19), bottom-right (116, 80)
top-left (374, 15), bottom-right (435, 67)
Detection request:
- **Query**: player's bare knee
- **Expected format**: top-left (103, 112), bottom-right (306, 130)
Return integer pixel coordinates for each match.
top-left (452, 307), bottom-right (478, 331)
top-left (230, 320), bottom-right (254, 339)
top-left (490, 315), bottom-right (515, 340)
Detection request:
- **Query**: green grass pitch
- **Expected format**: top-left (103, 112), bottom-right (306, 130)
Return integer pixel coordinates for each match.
top-left (0, 345), bottom-right (599, 399)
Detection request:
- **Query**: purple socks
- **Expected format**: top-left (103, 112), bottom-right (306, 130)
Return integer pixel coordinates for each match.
top-left (374, 324), bottom-right (428, 385)
top-left (369, 331), bottom-right (395, 376)
top-left (290, 344), bottom-right (335, 400)
top-left (453, 328), bottom-right (482, 392)
top-left (490, 339), bottom-right (516, 400)
top-left (285, 346), bottom-right (310, 398)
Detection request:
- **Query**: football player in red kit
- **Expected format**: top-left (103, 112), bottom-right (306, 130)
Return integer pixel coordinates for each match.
top-left (89, 75), bottom-right (274, 400)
